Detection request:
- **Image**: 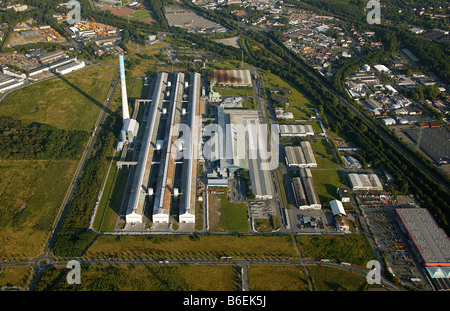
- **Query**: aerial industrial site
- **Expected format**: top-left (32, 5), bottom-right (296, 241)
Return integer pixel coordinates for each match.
top-left (0, 0), bottom-right (449, 300)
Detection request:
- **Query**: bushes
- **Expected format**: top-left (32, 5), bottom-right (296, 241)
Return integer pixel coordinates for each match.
top-left (0, 117), bottom-right (88, 160)
top-left (52, 111), bottom-right (121, 257)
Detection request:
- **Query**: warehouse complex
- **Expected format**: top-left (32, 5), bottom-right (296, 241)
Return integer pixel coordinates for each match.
top-left (208, 107), bottom-right (275, 200)
top-left (395, 208), bottom-right (450, 267)
top-left (348, 173), bottom-right (383, 191)
top-left (285, 141), bottom-right (317, 168)
top-left (125, 71), bottom-right (200, 225)
top-left (291, 168), bottom-right (321, 210)
top-left (278, 124), bottom-right (314, 137)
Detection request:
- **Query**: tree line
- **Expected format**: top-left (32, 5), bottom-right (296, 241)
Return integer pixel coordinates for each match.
top-left (52, 110), bottom-right (122, 257)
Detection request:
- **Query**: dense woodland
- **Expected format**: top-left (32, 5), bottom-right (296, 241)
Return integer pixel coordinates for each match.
top-left (0, 117), bottom-right (88, 160)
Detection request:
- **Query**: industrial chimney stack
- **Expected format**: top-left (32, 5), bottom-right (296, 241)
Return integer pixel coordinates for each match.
top-left (119, 54), bottom-right (130, 120)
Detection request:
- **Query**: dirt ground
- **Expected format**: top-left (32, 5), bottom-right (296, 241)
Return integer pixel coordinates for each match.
top-left (7, 31), bottom-right (65, 47)
top-left (213, 37), bottom-right (240, 49)
top-left (208, 192), bottom-right (222, 230)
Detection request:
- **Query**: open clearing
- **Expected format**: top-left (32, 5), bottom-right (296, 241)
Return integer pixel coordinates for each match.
top-left (35, 265), bottom-right (239, 291)
top-left (83, 234), bottom-right (298, 259)
top-left (248, 265), bottom-right (310, 291)
top-left (0, 64), bottom-right (118, 131)
top-left (208, 192), bottom-right (249, 232)
top-left (0, 266), bottom-right (34, 289)
top-left (0, 159), bottom-right (78, 258)
top-left (165, 5), bottom-right (221, 29)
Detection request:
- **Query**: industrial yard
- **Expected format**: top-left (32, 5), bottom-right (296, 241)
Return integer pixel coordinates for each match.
top-left (165, 5), bottom-right (227, 34)
top-left (0, 1), bottom-right (449, 295)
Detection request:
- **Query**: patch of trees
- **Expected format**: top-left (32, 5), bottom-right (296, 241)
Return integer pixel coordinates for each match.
top-left (0, 117), bottom-right (88, 160)
top-left (143, 0), bottom-right (169, 30)
top-left (400, 30), bottom-right (450, 85)
top-left (406, 85), bottom-right (443, 101)
top-left (52, 110), bottom-right (122, 257)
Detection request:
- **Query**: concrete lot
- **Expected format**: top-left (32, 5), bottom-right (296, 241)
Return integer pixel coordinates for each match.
top-left (358, 195), bottom-right (432, 290)
top-left (165, 5), bottom-right (221, 29)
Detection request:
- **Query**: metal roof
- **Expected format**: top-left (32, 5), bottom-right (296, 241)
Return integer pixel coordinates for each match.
top-left (396, 208), bottom-right (450, 266)
top-left (330, 199), bottom-right (346, 216)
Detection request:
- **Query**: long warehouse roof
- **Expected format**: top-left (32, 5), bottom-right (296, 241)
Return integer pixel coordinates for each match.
top-left (396, 208), bottom-right (450, 266)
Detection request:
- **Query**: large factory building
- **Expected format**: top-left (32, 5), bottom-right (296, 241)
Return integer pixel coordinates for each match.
top-left (124, 71), bottom-right (201, 225)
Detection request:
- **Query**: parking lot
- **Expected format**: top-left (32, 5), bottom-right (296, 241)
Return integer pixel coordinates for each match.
top-left (358, 194), bottom-right (432, 290)
top-left (248, 200), bottom-right (275, 219)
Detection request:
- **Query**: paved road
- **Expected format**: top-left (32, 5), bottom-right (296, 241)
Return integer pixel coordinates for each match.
top-left (2, 255), bottom-right (402, 291)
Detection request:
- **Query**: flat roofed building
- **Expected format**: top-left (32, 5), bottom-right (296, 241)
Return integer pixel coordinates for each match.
top-left (292, 168), bottom-right (321, 210)
top-left (285, 141), bottom-right (317, 168)
top-left (0, 79), bottom-right (24, 93)
top-left (247, 119), bottom-right (274, 200)
top-left (213, 107), bottom-right (261, 175)
top-left (395, 208), bottom-right (450, 267)
top-left (278, 124), bottom-right (314, 137)
top-left (179, 72), bottom-right (201, 223)
top-left (348, 173), bottom-right (383, 191)
top-left (0, 73), bottom-right (15, 86)
top-left (210, 69), bottom-right (252, 87)
top-left (54, 60), bottom-right (85, 75)
top-left (125, 72), bottom-right (168, 224)
top-left (337, 187), bottom-right (351, 202)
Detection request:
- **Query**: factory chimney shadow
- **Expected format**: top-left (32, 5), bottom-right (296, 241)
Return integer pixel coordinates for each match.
top-left (55, 73), bottom-right (118, 117)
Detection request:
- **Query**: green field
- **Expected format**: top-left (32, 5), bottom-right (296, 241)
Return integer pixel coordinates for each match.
top-left (308, 265), bottom-right (373, 291)
top-left (215, 86), bottom-right (254, 97)
top-left (248, 265), bottom-right (310, 291)
top-left (0, 159), bottom-right (78, 258)
top-left (35, 265), bottom-right (239, 291)
top-left (95, 164), bottom-right (129, 232)
top-left (0, 266), bottom-right (33, 289)
top-left (309, 138), bottom-right (339, 169)
top-left (209, 60), bottom-right (248, 70)
top-left (83, 234), bottom-right (299, 259)
top-left (253, 215), bottom-right (280, 232)
top-left (261, 69), bottom-right (314, 110)
top-left (311, 169), bottom-right (345, 205)
top-left (248, 264), bottom-right (372, 291)
top-left (0, 65), bottom-right (118, 131)
top-left (0, 65), bottom-right (118, 258)
top-left (295, 235), bottom-right (375, 266)
top-left (212, 193), bottom-right (249, 232)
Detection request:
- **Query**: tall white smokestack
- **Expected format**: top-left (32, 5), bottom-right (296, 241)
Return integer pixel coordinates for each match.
top-left (119, 54), bottom-right (130, 120)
